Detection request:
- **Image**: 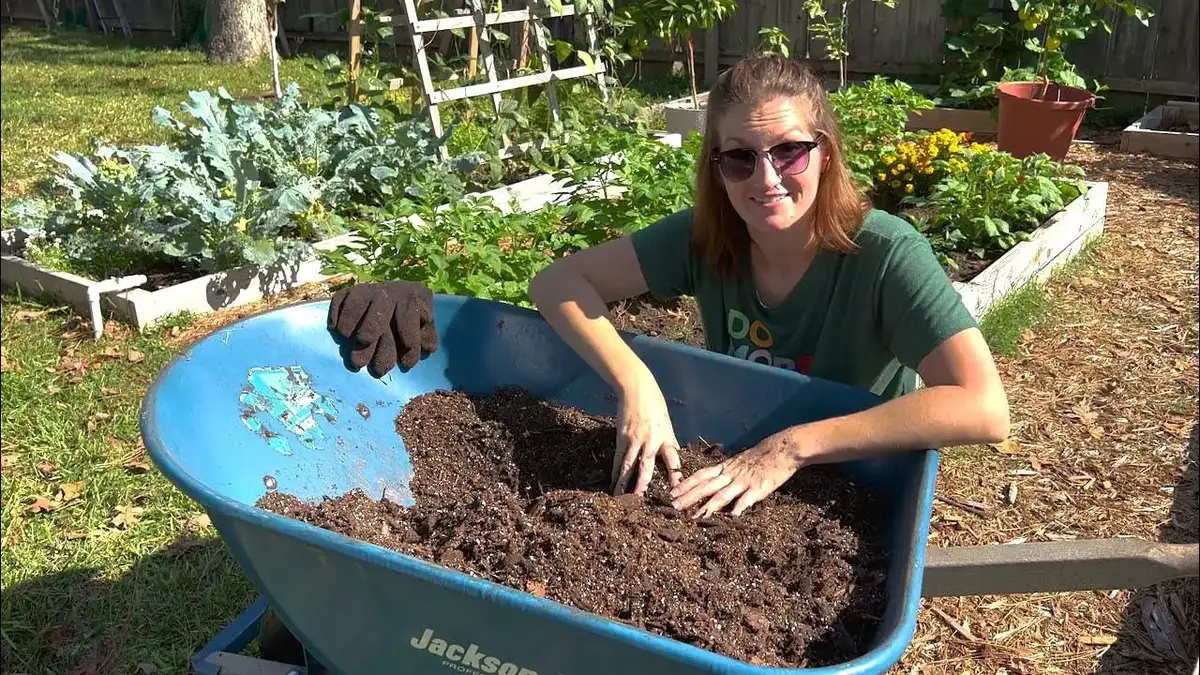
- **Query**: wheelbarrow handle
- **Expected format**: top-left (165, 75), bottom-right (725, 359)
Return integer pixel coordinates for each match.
top-left (922, 538), bottom-right (1200, 597)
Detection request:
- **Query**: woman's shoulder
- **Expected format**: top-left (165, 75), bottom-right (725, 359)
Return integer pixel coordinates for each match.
top-left (852, 208), bottom-right (928, 250)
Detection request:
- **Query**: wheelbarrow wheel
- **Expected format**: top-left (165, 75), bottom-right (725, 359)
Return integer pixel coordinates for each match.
top-left (258, 607), bottom-right (306, 666)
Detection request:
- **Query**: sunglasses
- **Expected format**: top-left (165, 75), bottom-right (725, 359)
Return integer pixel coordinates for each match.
top-left (709, 136), bottom-right (823, 183)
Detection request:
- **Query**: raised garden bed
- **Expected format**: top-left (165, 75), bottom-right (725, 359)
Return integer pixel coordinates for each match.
top-left (906, 107), bottom-right (997, 137)
top-left (1120, 101), bottom-right (1199, 160)
top-left (0, 128), bottom-right (682, 333)
top-left (0, 229), bottom-right (358, 333)
top-left (258, 385), bottom-right (889, 669)
top-left (951, 180), bottom-right (1107, 320)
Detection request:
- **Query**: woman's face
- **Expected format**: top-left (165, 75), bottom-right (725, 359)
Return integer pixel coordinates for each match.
top-left (713, 96), bottom-right (825, 237)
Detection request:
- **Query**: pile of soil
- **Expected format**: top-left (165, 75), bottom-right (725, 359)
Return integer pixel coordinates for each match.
top-left (258, 386), bottom-right (889, 668)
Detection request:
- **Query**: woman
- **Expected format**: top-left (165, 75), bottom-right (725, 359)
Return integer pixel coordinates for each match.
top-left (328, 55), bottom-right (1009, 520)
top-left (525, 55), bottom-right (1010, 519)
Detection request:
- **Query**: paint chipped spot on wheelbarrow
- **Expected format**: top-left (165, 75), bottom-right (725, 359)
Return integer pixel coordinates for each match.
top-left (239, 365), bottom-right (338, 455)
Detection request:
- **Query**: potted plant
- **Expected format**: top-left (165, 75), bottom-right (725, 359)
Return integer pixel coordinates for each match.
top-left (996, 0), bottom-right (1152, 160)
top-left (637, 0), bottom-right (737, 137)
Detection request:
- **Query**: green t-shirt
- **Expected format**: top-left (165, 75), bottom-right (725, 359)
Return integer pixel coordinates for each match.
top-left (628, 207), bottom-right (978, 400)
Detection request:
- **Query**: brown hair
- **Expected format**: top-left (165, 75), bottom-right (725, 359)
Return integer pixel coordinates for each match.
top-left (691, 55), bottom-right (871, 277)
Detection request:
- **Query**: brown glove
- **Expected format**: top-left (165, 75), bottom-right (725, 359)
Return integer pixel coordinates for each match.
top-left (328, 281), bottom-right (438, 377)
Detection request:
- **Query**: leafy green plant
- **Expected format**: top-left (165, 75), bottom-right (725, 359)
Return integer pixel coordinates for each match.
top-left (1010, 0), bottom-right (1153, 94)
top-left (828, 77), bottom-right (935, 189)
top-left (321, 126), bottom-right (700, 306)
top-left (936, 0), bottom-right (1023, 110)
top-left (2, 85), bottom-right (463, 278)
top-left (636, 0), bottom-right (738, 109)
top-left (756, 26), bottom-right (791, 57)
top-left (803, 0), bottom-right (896, 89)
top-left (901, 145), bottom-right (1087, 266)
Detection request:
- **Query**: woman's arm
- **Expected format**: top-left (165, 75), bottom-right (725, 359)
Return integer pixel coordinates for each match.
top-left (529, 236), bottom-right (687, 495)
top-left (781, 326), bottom-right (1009, 465)
top-left (671, 327), bottom-right (1009, 518)
top-left (528, 236), bottom-right (656, 396)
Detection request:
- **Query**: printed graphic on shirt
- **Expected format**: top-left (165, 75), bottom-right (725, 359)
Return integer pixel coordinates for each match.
top-left (723, 308), bottom-right (812, 373)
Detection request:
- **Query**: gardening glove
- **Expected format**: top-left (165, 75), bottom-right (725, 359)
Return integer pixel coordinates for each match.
top-left (327, 281), bottom-right (438, 377)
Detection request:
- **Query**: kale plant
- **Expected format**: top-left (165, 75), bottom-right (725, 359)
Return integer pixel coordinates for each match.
top-left (3, 84), bottom-right (462, 279)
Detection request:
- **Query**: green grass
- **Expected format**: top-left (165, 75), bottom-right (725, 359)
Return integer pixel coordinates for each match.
top-left (0, 294), bottom-right (255, 674)
top-left (0, 27), bottom-right (329, 207)
top-left (978, 234), bottom-right (1104, 356)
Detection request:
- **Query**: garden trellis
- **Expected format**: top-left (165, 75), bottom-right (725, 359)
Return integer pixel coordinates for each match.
top-left (347, 0), bottom-right (610, 159)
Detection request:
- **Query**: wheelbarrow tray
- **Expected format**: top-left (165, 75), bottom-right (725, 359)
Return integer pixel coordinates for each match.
top-left (141, 295), bottom-right (938, 675)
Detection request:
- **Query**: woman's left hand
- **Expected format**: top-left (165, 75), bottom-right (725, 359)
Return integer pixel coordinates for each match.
top-left (669, 431), bottom-right (805, 519)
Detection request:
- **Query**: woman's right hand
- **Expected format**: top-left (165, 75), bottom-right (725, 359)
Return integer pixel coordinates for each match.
top-left (611, 371), bottom-right (683, 497)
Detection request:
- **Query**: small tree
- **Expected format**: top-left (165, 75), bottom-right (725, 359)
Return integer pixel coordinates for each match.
top-left (206, 0), bottom-right (272, 65)
top-left (803, 0), bottom-right (896, 90)
top-left (640, 0), bottom-right (738, 109)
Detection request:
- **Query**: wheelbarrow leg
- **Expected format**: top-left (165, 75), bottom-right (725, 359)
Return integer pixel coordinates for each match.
top-left (258, 607), bottom-right (306, 667)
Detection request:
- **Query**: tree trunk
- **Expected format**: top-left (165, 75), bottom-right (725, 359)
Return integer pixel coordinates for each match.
top-left (206, 0), bottom-right (271, 65)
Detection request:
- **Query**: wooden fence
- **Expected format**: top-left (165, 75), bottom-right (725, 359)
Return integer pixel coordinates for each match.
top-left (4, 0), bottom-right (1197, 97)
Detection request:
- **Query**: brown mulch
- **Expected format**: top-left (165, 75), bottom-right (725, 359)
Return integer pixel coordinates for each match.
top-left (131, 142), bottom-right (1197, 674)
top-left (889, 144), bottom-right (1198, 674)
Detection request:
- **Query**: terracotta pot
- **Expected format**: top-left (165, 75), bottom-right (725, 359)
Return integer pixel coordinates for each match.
top-left (996, 81), bottom-right (1095, 161)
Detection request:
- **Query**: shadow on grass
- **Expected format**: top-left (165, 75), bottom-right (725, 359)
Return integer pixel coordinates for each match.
top-left (0, 535), bottom-right (258, 675)
top-left (1097, 423), bottom-right (1199, 675)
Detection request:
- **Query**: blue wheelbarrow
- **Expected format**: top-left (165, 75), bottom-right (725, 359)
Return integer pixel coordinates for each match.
top-left (140, 295), bottom-right (1199, 675)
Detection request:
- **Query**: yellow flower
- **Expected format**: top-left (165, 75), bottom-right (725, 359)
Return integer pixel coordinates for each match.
top-left (986, 170), bottom-right (994, 179)
top-left (904, 183), bottom-right (914, 193)
top-left (883, 155), bottom-right (895, 164)
top-left (896, 163), bottom-right (906, 172)
top-left (924, 166), bottom-right (935, 174)
top-left (877, 173), bottom-right (887, 181)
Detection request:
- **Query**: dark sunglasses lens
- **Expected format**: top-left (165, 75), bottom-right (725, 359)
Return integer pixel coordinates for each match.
top-left (717, 149), bottom-right (757, 181)
top-left (772, 142), bottom-right (812, 174)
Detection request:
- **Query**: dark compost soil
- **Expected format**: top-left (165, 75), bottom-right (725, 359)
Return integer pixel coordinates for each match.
top-left (257, 386), bottom-right (889, 668)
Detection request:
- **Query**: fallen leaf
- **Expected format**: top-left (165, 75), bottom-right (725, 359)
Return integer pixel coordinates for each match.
top-left (1005, 481), bottom-right (1018, 505)
top-left (26, 495), bottom-right (55, 513)
top-left (1078, 634), bottom-right (1118, 646)
top-left (126, 349), bottom-right (146, 364)
top-left (525, 580), bottom-right (547, 597)
top-left (1028, 456), bottom-right (1043, 472)
top-left (59, 356), bottom-right (86, 373)
top-left (124, 458), bottom-right (152, 474)
top-left (184, 513), bottom-right (212, 532)
top-left (46, 384), bottom-right (62, 395)
top-left (1079, 277), bottom-right (1099, 288)
top-left (0, 454), bottom-right (20, 472)
top-left (1072, 402), bottom-right (1098, 426)
top-left (991, 439), bottom-right (1024, 455)
top-left (36, 460), bottom-right (59, 477)
top-left (1163, 420), bottom-right (1190, 438)
top-left (1089, 426), bottom-right (1105, 439)
top-left (99, 346), bottom-right (121, 359)
top-left (13, 308), bottom-right (52, 322)
top-left (100, 386), bottom-right (121, 396)
top-left (136, 664), bottom-right (158, 675)
top-left (0, 346), bottom-right (16, 372)
top-left (1019, 328), bottom-right (1036, 343)
top-left (170, 326), bottom-right (181, 337)
top-left (58, 481), bottom-right (86, 503)
top-left (64, 530), bottom-right (91, 541)
top-left (86, 412), bottom-right (112, 433)
top-left (111, 504), bottom-right (145, 529)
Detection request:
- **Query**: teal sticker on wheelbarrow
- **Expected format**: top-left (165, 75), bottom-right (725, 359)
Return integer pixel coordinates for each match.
top-left (239, 365), bottom-right (338, 455)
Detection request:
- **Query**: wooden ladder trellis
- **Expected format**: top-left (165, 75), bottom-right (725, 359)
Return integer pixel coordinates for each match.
top-left (350, 0), bottom-right (609, 159)
top-left (90, 0), bottom-right (131, 37)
